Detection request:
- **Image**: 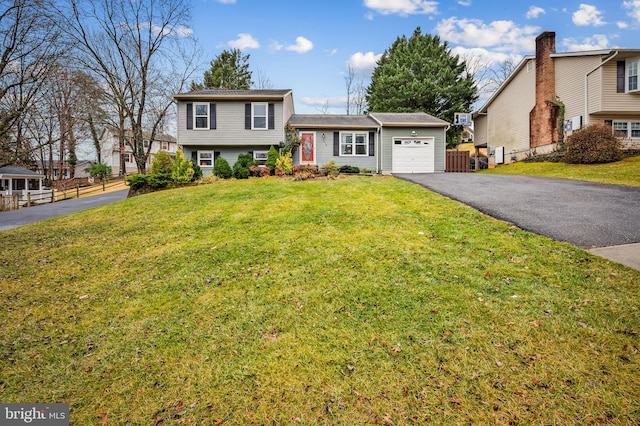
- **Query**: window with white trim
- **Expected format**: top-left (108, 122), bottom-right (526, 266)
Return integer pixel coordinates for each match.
top-left (198, 151), bottom-right (213, 166)
top-left (252, 103), bottom-right (268, 129)
top-left (194, 103), bottom-right (209, 129)
top-left (613, 121), bottom-right (640, 138)
top-left (340, 132), bottom-right (367, 156)
top-left (162, 141), bottom-right (168, 150)
top-left (629, 61), bottom-right (638, 92)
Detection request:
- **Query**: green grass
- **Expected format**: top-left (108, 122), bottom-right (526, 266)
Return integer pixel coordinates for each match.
top-left (480, 155), bottom-right (640, 186)
top-left (1, 176), bottom-right (638, 424)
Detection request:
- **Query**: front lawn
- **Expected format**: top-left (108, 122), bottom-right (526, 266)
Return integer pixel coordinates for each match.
top-left (1, 177), bottom-right (638, 424)
top-left (481, 155), bottom-right (640, 186)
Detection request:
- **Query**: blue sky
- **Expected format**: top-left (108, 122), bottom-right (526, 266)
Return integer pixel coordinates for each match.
top-left (189, 0), bottom-right (640, 113)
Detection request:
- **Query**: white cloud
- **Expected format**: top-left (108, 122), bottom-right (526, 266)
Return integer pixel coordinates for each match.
top-left (450, 46), bottom-right (514, 69)
top-left (365, 12), bottom-right (375, 21)
top-left (364, 0), bottom-right (438, 16)
top-left (435, 17), bottom-right (540, 53)
top-left (526, 6), bottom-right (545, 19)
top-left (623, 0), bottom-right (640, 23)
top-left (457, 0), bottom-right (472, 6)
top-left (216, 0), bottom-right (236, 4)
top-left (347, 52), bottom-right (382, 72)
top-left (617, 21), bottom-right (629, 29)
top-left (227, 33), bottom-right (260, 50)
top-left (285, 36), bottom-right (314, 54)
top-left (572, 4), bottom-right (605, 26)
top-left (562, 34), bottom-right (609, 51)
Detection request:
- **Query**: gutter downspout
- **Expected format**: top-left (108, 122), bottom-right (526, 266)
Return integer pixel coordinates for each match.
top-left (584, 51), bottom-right (619, 126)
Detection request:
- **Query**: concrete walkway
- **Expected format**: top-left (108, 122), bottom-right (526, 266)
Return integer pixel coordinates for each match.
top-left (0, 189), bottom-right (129, 232)
top-left (395, 173), bottom-right (640, 272)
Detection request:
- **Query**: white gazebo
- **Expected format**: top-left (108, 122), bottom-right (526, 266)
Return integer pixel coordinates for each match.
top-left (0, 166), bottom-right (53, 206)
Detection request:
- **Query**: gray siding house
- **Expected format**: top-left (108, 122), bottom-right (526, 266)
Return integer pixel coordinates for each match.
top-left (174, 89), bottom-right (295, 174)
top-left (174, 89), bottom-right (449, 175)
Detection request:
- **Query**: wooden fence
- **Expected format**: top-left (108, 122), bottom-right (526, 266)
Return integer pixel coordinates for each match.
top-left (1, 194), bottom-right (19, 212)
top-left (446, 151), bottom-right (470, 173)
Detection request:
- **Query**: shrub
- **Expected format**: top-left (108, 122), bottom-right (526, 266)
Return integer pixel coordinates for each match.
top-left (260, 166), bottom-right (271, 177)
top-left (275, 166), bottom-right (284, 177)
top-left (275, 150), bottom-right (293, 175)
top-left (213, 156), bottom-right (232, 179)
top-left (125, 174), bottom-right (149, 191)
top-left (360, 167), bottom-right (372, 174)
top-left (232, 153), bottom-right (255, 179)
top-left (249, 165), bottom-right (261, 177)
top-left (151, 151), bottom-right (173, 175)
top-left (266, 146), bottom-right (279, 172)
top-left (339, 165), bottom-right (360, 174)
top-left (191, 162), bottom-right (203, 181)
top-left (171, 148), bottom-right (195, 183)
top-left (292, 164), bottom-right (319, 175)
top-left (87, 162), bottom-right (111, 180)
top-left (565, 123), bottom-right (623, 164)
top-left (320, 161), bottom-right (339, 177)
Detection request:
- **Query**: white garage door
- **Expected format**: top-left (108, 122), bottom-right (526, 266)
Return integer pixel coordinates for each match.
top-left (392, 137), bottom-right (435, 173)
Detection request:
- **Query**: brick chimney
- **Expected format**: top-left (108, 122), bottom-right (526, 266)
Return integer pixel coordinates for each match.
top-left (529, 31), bottom-right (559, 148)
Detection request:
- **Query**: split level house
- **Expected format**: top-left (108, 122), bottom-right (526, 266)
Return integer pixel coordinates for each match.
top-left (173, 89), bottom-right (450, 175)
top-left (474, 31), bottom-right (640, 165)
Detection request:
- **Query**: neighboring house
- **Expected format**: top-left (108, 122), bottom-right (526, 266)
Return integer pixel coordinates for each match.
top-left (173, 89), bottom-right (449, 174)
top-left (101, 130), bottom-right (178, 176)
top-left (35, 160), bottom-right (93, 181)
top-left (474, 31), bottom-right (640, 166)
top-left (0, 166), bottom-right (52, 205)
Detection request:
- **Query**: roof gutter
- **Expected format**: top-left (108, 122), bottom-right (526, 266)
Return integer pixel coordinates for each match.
top-left (584, 50), bottom-right (618, 126)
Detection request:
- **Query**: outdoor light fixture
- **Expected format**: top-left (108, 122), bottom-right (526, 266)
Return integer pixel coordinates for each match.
top-left (410, 130), bottom-right (417, 137)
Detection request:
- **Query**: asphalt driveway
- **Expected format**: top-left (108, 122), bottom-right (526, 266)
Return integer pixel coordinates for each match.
top-left (0, 189), bottom-right (129, 232)
top-left (395, 173), bottom-right (640, 269)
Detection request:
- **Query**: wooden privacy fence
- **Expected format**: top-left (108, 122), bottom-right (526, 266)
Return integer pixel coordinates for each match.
top-left (1, 194), bottom-right (19, 212)
top-left (446, 151), bottom-right (470, 173)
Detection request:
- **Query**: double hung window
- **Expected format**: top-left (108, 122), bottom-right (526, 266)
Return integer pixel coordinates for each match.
top-left (194, 103), bottom-right (209, 129)
top-left (340, 132), bottom-right (367, 156)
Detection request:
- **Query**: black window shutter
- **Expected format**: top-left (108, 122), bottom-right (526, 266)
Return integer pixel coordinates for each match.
top-left (617, 61), bottom-right (625, 93)
top-left (605, 120), bottom-right (613, 127)
top-left (245, 104), bottom-right (251, 129)
top-left (186, 103), bottom-right (193, 129)
top-left (191, 150), bottom-right (197, 162)
top-left (333, 132), bottom-right (340, 156)
top-left (368, 131), bottom-right (375, 156)
top-left (210, 103), bottom-right (216, 129)
top-left (268, 103), bottom-right (275, 129)
top-left (214, 151), bottom-right (220, 162)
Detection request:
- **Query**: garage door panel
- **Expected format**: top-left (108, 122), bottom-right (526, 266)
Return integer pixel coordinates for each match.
top-left (392, 138), bottom-right (435, 173)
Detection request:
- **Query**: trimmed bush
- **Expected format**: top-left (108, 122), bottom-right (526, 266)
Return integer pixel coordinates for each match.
top-left (232, 153), bottom-right (256, 179)
top-left (266, 146), bottom-right (278, 172)
top-left (151, 151), bottom-right (173, 175)
top-left (320, 161), bottom-right (339, 177)
top-left (565, 123), bottom-right (623, 164)
top-left (213, 156), bottom-right (232, 179)
top-left (339, 165), bottom-right (360, 174)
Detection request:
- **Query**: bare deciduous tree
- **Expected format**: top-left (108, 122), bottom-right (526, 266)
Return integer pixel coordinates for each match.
top-left (60, 0), bottom-right (200, 174)
top-left (0, 0), bottom-right (64, 167)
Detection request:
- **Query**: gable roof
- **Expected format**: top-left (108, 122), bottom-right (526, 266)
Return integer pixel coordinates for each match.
top-left (474, 48), bottom-right (640, 115)
top-left (0, 166), bottom-right (43, 178)
top-left (369, 112), bottom-right (449, 127)
top-left (289, 114), bottom-right (378, 129)
top-left (174, 89), bottom-right (292, 101)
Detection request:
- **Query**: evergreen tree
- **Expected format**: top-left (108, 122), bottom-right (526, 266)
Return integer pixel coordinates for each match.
top-left (191, 48), bottom-right (253, 90)
top-left (366, 27), bottom-right (477, 142)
